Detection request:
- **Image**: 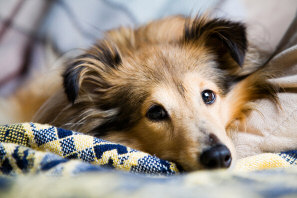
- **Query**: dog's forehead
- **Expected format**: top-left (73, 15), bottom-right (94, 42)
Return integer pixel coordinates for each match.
top-left (123, 44), bottom-right (219, 80)
top-left (144, 44), bottom-right (213, 70)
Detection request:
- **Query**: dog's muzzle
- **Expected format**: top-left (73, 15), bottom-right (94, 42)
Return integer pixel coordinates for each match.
top-left (199, 144), bottom-right (232, 169)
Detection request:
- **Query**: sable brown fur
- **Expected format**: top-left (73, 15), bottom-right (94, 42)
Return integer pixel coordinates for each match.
top-left (1, 15), bottom-right (279, 171)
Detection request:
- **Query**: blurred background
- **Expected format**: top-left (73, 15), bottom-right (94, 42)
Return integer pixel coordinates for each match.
top-left (0, 0), bottom-right (296, 96)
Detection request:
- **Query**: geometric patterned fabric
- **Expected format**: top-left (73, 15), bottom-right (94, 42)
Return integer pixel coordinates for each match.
top-left (0, 123), bottom-right (178, 176)
top-left (0, 123), bottom-right (296, 176)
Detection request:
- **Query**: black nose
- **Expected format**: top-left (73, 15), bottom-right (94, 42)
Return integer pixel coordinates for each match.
top-left (200, 144), bottom-right (232, 169)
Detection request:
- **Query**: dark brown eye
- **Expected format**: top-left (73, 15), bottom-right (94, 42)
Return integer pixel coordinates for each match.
top-left (201, 90), bottom-right (216, 105)
top-left (146, 104), bottom-right (169, 121)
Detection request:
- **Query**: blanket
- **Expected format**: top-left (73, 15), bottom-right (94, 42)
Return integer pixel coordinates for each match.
top-left (0, 123), bottom-right (296, 177)
top-left (0, 123), bottom-right (297, 198)
top-left (1, 167), bottom-right (297, 198)
top-left (0, 123), bottom-right (178, 176)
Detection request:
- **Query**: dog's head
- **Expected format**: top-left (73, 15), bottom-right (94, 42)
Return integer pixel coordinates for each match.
top-left (59, 16), bottom-right (277, 171)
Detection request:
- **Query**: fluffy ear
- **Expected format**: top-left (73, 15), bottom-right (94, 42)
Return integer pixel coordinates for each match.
top-left (184, 16), bottom-right (248, 67)
top-left (63, 42), bottom-right (122, 103)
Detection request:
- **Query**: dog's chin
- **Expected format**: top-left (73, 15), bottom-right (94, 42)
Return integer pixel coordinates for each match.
top-left (178, 162), bottom-right (233, 172)
top-left (174, 160), bottom-right (204, 172)
top-left (174, 154), bottom-right (235, 172)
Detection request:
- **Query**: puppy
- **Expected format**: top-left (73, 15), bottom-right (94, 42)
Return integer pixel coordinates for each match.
top-left (1, 15), bottom-right (279, 171)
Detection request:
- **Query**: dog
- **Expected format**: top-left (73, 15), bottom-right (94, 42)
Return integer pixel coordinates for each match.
top-left (0, 15), bottom-right (280, 171)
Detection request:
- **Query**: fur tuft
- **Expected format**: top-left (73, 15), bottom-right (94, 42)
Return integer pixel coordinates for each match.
top-left (63, 42), bottom-right (122, 103)
top-left (184, 15), bottom-right (247, 67)
top-left (226, 70), bottom-right (279, 129)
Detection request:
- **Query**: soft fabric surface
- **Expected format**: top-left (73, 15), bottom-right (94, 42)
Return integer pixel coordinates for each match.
top-left (232, 13), bottom-right (297, 159)
top-left (1, 162), bottom-right (297, 198)
top-left (0, 123), bottom-right (296, 177)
